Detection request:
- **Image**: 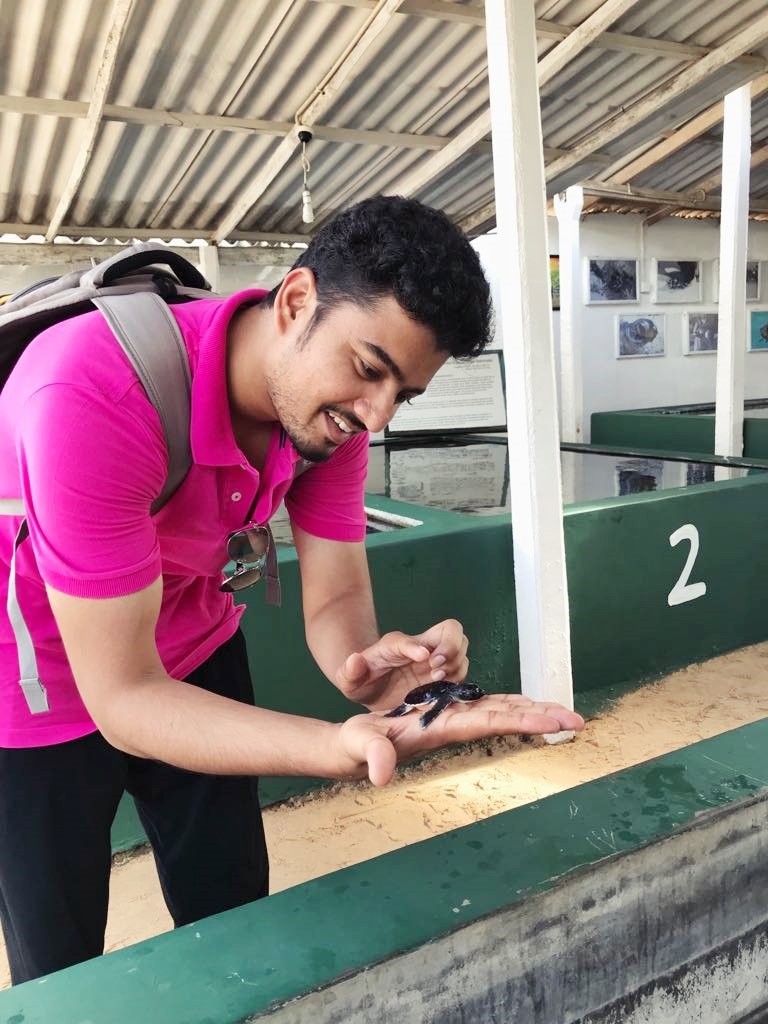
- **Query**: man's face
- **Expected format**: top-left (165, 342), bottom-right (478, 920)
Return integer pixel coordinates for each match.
top-left (266, 294), bottom-right (447, 463)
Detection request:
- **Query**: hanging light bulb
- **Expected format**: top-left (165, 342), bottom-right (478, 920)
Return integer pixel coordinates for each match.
top-left (298, 128), bottom-right (314, 225)
top-left (302, 188), bottom-right (314, 224)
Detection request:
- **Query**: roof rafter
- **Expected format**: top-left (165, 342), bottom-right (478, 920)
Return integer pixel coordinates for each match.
top-left (212, 0), bottom-right (405, 242)
top-left (537, 0), bottom-right (648, 87)
top-left (45, 0), bottom-right (134, 241)
top-left (545, 15), bottom-right (768, 182)
top-left (0, 92), bottom-right (491, 153)
top-left (313, 0), bottom-right (767, 67)
top-left (141, 0), bottom-right (297, 228)
top-left (578, 176), bottom-right (768, 214)
top-left (536, 19), bottom-right (766, 67)
top-left (641, 144), bottom-right (768, 223)
top-left (604, 73), bottom-right (768, 184)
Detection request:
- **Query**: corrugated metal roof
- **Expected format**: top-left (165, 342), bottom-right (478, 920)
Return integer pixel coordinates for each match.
top-left (1, 0), bottom-right (767, 243)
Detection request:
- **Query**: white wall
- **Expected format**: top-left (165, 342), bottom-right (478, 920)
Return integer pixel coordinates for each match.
top-left (475, 216), bottom-right (768, 441)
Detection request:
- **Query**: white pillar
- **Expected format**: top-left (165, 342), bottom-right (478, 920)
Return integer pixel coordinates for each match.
top-left (714, 85), bottom-right (751, 458)
top-left (198, 242), bottom-right (221, 292)
top-left (484, 0), bottom-right (575, 719)
top-left (554, 186), bottom-right (584, 443)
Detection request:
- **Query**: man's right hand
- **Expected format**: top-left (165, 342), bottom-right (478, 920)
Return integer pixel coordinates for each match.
top-left (337, 694), bottom-right (585, 786)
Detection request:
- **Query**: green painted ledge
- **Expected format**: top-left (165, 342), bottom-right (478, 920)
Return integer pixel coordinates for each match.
top-left (6, 716), bottom-right (768, 1024)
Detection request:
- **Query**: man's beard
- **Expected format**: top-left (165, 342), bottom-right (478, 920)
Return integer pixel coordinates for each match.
top-left (284, 426), bottom-right (334, 464)
top-left (266, 371), bottom-right (333, 464)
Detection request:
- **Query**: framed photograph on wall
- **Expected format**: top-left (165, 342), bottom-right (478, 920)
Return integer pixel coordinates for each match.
top-left (549, 255), bottom-right (560, 310)
top-left (749, 309), bottom-right (768, 351)
top-left (713, 259), bottom-right (761, 302)
top-left (585, 258), bottom-right (638, 303)
top-left (684, 311), bottom-right (719, 354)
top-left (616, 313), bottom-right (665, 358)
top-left (653, 259), bottom-right (702, 303)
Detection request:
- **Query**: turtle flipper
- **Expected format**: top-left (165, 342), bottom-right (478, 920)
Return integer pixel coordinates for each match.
top-left (384, 703), bottom-right (410, 718)
top-left (419, 693), bottom-right (453, 729)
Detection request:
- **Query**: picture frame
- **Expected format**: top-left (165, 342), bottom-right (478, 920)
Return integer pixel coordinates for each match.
top-left (713, 259), bottom-right (761, 302)
top-left (585, 258), bottom-right (638, 303)
top-left (615, 313), bottom-right (666, 358)
top-left (748, 309), bottom-right (768, 351)
top-left (549, 255), bottom-right (560, 310)
top-left (684, 311), bottom-right (719, 354)
top-left (653, 259), bottom-right (702, 303)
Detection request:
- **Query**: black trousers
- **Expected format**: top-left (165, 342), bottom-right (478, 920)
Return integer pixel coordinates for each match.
top-left (0, 629), bottom-right (269, 986)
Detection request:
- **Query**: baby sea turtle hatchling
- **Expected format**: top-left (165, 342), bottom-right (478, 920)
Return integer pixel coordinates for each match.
top-left (385, 681), bottom-right (487, 730)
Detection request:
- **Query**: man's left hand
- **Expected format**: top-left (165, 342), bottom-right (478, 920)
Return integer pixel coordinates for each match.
top-left (336, 618), bottom-right (469, 712)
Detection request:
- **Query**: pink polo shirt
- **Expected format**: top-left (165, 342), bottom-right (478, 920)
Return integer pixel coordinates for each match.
top-left (0, 290), bottom-right (369, 748)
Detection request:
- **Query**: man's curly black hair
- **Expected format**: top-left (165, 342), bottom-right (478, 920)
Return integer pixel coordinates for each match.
top-left (266, 195), bottom-right (493, 359)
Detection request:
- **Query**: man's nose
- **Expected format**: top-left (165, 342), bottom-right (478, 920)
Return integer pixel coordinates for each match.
top-left (353, 395), bottom-right (394, 434)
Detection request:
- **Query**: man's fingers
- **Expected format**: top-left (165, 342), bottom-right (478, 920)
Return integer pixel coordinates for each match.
top-left (443, 700), bottom-right (585, 739)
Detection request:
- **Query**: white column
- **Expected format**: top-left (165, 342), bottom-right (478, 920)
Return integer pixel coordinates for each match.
top-left (484, 0), bottom-right (575, 719)
top-left (714, 85), bottom-right (751, 459)
top-left (198, 242), bottom-right (221, 292)
top-left (554, 186), bottom-right (584, 443)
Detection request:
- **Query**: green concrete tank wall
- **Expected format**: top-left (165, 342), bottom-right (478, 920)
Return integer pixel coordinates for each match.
top-left (592, 405), bottom-right (768, 459)
top-left (9, 717), bottom-right (768, 1023)
top-left (591, 409), bottom-right (716, 454)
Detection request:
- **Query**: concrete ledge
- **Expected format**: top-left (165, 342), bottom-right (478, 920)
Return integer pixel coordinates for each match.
top-left (6, 718), bottom-right (768, 1023)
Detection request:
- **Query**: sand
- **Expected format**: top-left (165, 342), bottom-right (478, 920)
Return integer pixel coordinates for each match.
top-left (3, 640), bottom-right (768, 990)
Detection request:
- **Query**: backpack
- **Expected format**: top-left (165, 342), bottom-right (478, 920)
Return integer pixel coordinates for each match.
top-left (0, 242), bottom-right (289, 716)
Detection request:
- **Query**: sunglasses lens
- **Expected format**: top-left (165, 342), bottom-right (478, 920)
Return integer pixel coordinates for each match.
top-left (227, 526), bottom-right (269, 563)
top-left (220, 565), bottom-right (263, 593)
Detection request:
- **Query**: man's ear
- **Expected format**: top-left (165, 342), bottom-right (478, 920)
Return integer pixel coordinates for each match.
top-left (273, 267), bottom-right (317, 335)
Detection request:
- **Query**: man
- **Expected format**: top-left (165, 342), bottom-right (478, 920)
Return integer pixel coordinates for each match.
top-left (0, 196), bottom-right (583, 984)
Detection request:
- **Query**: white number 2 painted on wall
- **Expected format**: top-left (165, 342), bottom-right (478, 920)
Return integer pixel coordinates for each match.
top-left (667, 524), bottom-right (707, 607)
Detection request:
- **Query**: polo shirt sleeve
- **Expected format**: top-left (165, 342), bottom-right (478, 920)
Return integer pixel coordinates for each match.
top-left (16, 380), bottom-right (167, 598)
top-left (284, 430), bottom-right (368, 542)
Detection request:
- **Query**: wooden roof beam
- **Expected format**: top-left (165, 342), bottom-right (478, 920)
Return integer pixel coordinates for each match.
top-left (313, 1), bottom-right (767, 67)
top-left (545, 14), bottom-right (768, 182)
top-left (212, 0), bottom-right (404, 242)
top-left (604, 73), bottom-right (768, 184)
top-left (538, 0), bottom-right (650, 87)
top-left (0, 93), bottom-right (491, 153)
top-left (637, 143), bottom-right (768, 222)
top-left (579, 177), bottom-right (768, 214)
top-left (44, 0), bottom-right (134, 242)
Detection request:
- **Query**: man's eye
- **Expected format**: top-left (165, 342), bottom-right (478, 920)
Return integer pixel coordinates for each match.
top-left (359, 360), bottom-right (379, 380)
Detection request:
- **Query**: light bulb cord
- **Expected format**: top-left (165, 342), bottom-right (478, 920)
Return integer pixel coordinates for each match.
top-left (301, 140), bottom-right (311, 187)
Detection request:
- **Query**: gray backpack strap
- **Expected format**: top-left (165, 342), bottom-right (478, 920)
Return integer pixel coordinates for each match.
top-left (7, 520), bottom-right (48, 714)
top-left (7, 292), bottom-right (193, 715)
top-left (93, 293), bottom-right (192, 512)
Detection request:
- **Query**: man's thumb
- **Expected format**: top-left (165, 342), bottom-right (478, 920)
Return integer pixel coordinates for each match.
top-left (366, 734), bottom-right (397, 786)
top-left (339, 651), bottom-right (371, 689)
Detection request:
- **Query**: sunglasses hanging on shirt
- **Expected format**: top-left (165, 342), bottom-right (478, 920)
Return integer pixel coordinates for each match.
top-left (220, 525), bottom-right (270, 593)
